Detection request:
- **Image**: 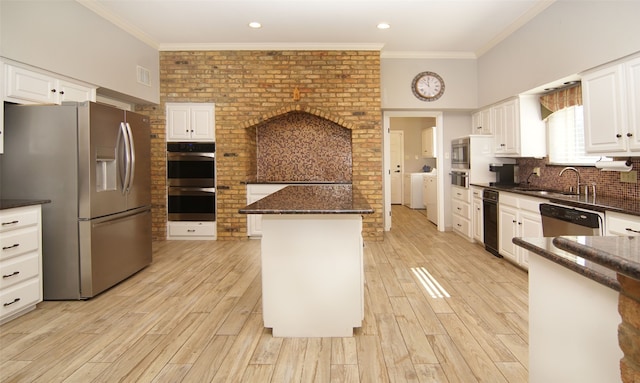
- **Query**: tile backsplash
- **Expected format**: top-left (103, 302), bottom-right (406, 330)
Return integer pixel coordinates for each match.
top-left (517, 157), bottom-right (640, 200)
top-left (256, 111), bottom-right (352, 183)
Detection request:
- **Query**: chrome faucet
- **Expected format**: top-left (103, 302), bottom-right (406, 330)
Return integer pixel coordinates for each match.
top-left (559, 167), bottom-right (580, 194)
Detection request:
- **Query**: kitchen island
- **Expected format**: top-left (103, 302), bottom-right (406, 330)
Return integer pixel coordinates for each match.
top-left (514, 235), bottom-right (640, 383)
top-left (239, 184), bottom-right (373, 337)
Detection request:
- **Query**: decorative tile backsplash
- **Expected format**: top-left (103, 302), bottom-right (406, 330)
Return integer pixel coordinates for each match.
top-left (256, 111), bottom-right (352, 183)
top-left (517, 157), bottom-right (640, 200)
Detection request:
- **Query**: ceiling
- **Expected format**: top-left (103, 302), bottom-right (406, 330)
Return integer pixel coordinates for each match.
top-left (78, 0), bottom-right (555, 58)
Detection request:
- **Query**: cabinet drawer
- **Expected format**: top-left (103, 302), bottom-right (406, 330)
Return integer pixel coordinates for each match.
top-left (500, 192), bottom-right (519, 208)
top-left (0, 253), bottom-right (39, 289)
top-left (0, 208), bottom-right (39, 233)
top-left (0, 229), bottom-right (39, 261)
top-left (451, 186), bottom-right (470, 203)
top-left (606, 212), bottom-right (640, 236)
top-left (168, 222), bottom-right (216, 237)
top-left (519, 195), bottom-right (545, 213)
top-left (452, 215), bottom-right (471, 237)
top-left (0, 278), bottom-right (40, 321)
top-left (452, 200), bottom-right (471, 220)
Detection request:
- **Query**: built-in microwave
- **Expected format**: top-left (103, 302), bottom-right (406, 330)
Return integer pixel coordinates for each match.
top-left (451, 137), bottom-right (470, 169)
top-left (450, 170), bottom-right (469, 188)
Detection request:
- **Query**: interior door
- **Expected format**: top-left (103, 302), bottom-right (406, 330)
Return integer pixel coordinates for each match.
top-left (390, 131), bottom-right (404, 204)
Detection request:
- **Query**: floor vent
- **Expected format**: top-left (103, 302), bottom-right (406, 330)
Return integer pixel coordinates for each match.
top-left (411, 267), bottom-right (450, 298)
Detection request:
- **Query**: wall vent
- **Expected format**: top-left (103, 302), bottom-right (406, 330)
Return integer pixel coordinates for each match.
top-left (136, 65), bottom-right (151, 86)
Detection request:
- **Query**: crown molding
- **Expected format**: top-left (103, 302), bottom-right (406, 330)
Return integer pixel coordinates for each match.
top-left (380, 51), bottom-right (477, 60)
top-left (158, 42), bottom-right (384, 52)
top-left (76, 0), bottom-right (159, 49)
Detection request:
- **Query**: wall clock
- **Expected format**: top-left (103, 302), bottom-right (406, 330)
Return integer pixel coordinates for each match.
top-left (411, 71), bottom-right (445, 101)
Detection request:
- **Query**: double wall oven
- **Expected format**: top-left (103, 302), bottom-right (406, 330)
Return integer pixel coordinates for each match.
top-left (167, 142), bottom-right (216, 221)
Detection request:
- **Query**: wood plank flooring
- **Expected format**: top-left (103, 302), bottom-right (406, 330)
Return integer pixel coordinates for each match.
top-left (0, 205), bottom-right (529, 382)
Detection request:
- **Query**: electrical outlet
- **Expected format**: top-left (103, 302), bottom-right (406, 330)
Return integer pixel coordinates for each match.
top-left (621, 171), bottom-right (638, 184)
top-left (533, 167), bottom-right (541, 177)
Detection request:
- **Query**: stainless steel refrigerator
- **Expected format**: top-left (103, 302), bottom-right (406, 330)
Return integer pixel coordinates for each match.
top-left (1, 101), bottom-right (152, 299)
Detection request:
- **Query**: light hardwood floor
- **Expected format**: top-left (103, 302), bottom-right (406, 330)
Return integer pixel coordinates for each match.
top-left (0, 205), bottom-right (529, 383)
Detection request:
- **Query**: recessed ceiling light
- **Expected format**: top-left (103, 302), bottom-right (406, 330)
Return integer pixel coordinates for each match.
top-left (377, 23), bottom-right (390, 30)
top-left (248, 22), bottom-right (262, 29)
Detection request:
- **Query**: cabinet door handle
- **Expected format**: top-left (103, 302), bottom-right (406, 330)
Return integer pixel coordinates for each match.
top-left (3, 298), bottom-right (20, 307)
top-left (616, 134), bottom-right (622, 138)
top-left (628, 133), bottom-right (634, 137)
top-left (187, 229), bottom-right (196, 233)
top-left (2, 271), bottom-right (20, 278)
top-left (1, 220), bottom-right (19, 226)
top-left (626, 227), bottom-right (640, 234)
top-left (2, 244), bottom-right (19, 251)
top-left (50, 89), bottom-right (57, 93)
top-left (512, 220), bottom-right (517, 223)
top-left (518, 222), bottom-right (522, 225)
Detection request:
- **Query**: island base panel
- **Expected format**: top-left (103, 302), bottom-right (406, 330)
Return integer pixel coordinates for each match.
top-left (529, 255), bottom-right (622, 383)
top-left (261, 214), bottom-right (364, 337)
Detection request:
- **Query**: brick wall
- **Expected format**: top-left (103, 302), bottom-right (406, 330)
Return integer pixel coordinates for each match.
top-left (138, 50), bottom-right (383, 241)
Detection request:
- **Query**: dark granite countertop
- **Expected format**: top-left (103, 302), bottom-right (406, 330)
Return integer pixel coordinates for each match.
top-left (243, 180), bottom-right (352, 185)
top-left (513, 236), bottom-right (621, 291)
top-left (552, 236), bottom-right (640, 281)
top-left (238, 184), bottom-right (374, 214)
top-left (472, 183), bottom-right (640, 217)
top-left (0, 199), bottom-right (51, 210)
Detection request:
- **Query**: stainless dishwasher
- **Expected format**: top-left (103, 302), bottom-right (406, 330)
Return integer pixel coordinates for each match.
top-left (539, 203), bottom-right (605, 237)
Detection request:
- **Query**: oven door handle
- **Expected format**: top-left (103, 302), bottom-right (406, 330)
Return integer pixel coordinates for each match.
top-left (169, 187), bottom-right (216, 195)
top-left (167, 152), bottom-right (215, 160)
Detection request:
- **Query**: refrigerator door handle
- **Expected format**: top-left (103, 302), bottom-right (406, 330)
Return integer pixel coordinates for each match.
top-left (118, 122), bottom-right (132, 195)
top-left (125, 122), bottom-right (136, 193)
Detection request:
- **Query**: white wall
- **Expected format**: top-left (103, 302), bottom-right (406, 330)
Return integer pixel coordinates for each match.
top-left (0, 1), bottom-right (159, 104)
top-left (381, 58), bottom-right (477, 110)
top-left (441, 112), bottom-right (472, 230)
top-left (478, 1), bottom-right (640, 107)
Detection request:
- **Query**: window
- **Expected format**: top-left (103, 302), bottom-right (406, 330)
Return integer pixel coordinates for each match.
top-left (546, 105), bottom-right (601, 165)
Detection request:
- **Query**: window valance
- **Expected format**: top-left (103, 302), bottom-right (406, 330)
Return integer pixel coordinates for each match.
top-left (540, 83), bottom-right (582, 119)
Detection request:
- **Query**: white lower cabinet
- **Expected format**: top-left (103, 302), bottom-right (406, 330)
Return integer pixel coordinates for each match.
top-left (167, 221), bottom-right (216, 240)
top-left (246, 184), bottom-right (288, 237)
top-left (605, 211), bottom-right (640, 236)
top-left (471, 187), bottom-right (483, 243)
top-left (0, 205), bottom-right (43, 324)
top-left (499, 192), bottom-right (545, 269)
top-left (451, 185), bottom-right (472, 240)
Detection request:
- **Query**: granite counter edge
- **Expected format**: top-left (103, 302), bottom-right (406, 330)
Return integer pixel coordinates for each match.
top-left (0, 199), bottom-right (51, 210)
top-left (512, 237), bottom-right (620, 291)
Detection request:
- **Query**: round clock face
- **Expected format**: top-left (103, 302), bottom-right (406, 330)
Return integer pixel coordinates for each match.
top-left (411, 71), bottom-right (445, 101)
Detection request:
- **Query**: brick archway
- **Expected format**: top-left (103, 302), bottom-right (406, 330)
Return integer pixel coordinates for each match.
top-left (241, 103), bottom-right (356, 131)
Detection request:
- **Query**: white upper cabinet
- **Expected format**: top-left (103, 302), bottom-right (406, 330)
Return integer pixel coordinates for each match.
top-left (166, 103), bottom-right (215, 142)
top-left (492, 95), bottom-right (545, 158)
top-left (1, 62), bottom-right (96, 154)
top-left (582, 54), bottom-right (640, 154)
top-left (421, 127), bottom-right (435, 157)
top-left (4, 64), bottom-right (96, 105)
top-left (471, 108), bottom-right (492, 135)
